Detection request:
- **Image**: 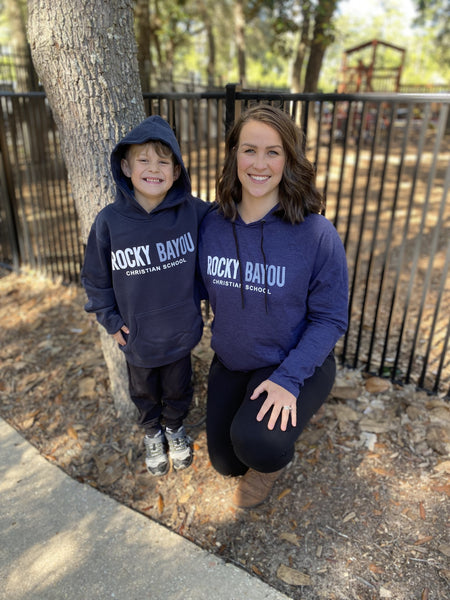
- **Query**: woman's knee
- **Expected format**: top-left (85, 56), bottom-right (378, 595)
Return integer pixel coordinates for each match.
top-left (230, 419), bottom-right (293, 472)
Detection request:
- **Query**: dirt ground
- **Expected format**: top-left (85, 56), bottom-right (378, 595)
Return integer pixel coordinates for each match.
top-left (1, 270), bottom-right (449, 600)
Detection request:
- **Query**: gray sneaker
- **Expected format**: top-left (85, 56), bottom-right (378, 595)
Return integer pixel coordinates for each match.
top-left (144, 431), bottom-right (169, 476)
top-left (165, 425), bottom-right (193, 471)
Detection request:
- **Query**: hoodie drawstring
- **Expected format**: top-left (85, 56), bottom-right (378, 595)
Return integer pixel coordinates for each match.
top-left (260, 220), bottom-right (268, 314)
top-left (232, 220), bottom-right (269, 313)
top-left (232, 222), bottom-right (245, 309)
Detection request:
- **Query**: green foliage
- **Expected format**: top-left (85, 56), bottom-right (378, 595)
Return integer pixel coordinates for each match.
top-left (0, 0), bottom-right (447, 91)
top-left (413, 0), bottom-right (450, 63)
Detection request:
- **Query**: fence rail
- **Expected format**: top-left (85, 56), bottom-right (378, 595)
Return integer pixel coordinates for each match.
top-left (0, 88), bottom-right (449, 397)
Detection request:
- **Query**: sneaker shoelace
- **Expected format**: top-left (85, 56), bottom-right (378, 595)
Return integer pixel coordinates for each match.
top-left (145, 436), bottom-right (165, 458)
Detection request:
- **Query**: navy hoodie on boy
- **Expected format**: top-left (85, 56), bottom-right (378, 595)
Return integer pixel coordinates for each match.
top-left (198, 205), bottom-right (348, 397)
top-left (81, 116), bottom-right (209, 368)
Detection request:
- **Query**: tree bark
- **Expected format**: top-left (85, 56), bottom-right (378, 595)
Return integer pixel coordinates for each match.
top-left (303, 0), bottom-right (337, 93)
top-left (234, 0), bottom-right (246, 86)
top-left (291, 0), bottom-right (312, 93)
top-left (27, 0), bottom-right (146, 419)
top-left (135, 0), bottom-right (153, 92)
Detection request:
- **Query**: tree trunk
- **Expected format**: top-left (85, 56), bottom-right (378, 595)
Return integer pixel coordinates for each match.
top-left (205, 16), bottom-right (216, 88)
top-left (303, 0), bottom-right (337, 93)
top-left (291, 0), bottom-right (312, 93)
top-left (135, 0), bottom-right (153, 92)
top-left (27, 0), bottom-right (146, 419)
top-left (234, 0), bottom-right (246, 86)
top-left (6, 0), bottom-right (38, 91)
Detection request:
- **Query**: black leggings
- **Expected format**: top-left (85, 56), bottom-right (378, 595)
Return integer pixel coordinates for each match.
top-left (206, 353), bottom-right (336, 476)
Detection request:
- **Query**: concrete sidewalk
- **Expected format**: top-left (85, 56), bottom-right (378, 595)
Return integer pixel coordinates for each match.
top-left (0, 418), bottom-right (290, 600)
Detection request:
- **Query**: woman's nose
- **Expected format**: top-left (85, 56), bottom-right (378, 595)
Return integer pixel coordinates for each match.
top-left (253, 152), bottom-right (267, 169)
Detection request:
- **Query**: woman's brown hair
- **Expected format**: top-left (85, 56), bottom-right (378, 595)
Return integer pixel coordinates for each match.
top-left (216, 104), bottom-right (324, 224)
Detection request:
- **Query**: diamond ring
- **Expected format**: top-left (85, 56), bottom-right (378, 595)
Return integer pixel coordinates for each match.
top-left (283, 406), bottom-right (292, 411)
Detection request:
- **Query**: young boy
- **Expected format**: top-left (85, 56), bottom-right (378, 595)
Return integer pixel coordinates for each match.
top-left (81, 115), bottom-right (209, 476)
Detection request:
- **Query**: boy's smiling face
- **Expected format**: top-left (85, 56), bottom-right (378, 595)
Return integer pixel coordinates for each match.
top-left (121, 142), bottom-right (181, 212)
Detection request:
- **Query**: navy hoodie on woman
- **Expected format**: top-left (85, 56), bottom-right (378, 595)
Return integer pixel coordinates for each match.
top-left (198, 205), bottom-right (348, 397)
top-left (81, 116), bottom-right (209, 368)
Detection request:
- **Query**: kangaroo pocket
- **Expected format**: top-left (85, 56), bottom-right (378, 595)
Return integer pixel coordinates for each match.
top-left (124, 300), bottom-right (202, 363)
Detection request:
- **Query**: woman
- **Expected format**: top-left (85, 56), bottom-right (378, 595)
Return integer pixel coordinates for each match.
top-left (198, 104), bottom-right (348, 508)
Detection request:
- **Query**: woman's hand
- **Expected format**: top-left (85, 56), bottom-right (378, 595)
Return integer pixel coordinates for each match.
top-left (251, 380), bottom-right (297, 431)
top-left (112, 325), bottom-right (129, 346)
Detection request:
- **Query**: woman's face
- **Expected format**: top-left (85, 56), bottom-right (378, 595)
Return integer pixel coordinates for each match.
top-left (236, 119), bottom-right (286, 206)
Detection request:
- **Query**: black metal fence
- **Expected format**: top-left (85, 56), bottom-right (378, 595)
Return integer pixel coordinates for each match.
top-left (0, 87), bottom-right (449, 397)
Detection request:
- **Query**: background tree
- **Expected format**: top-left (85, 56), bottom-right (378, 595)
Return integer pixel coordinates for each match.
top-left (146, 0), bottom-right (193, 88)
top-left (303, 0), bottom-right (338, 92)
top-left (4, 0), bottom-right (37, 90)
top-left (135, 0), bottom-right (153, 92)
top-left (27, 0), bottom-right (145, 417)
top-left (414, 0), bottom-right (449, 64)
top-left (203, 0), bottom-right (219, 86)
top-left (234, 0), bottom-right (247, 85)
top-left (291, 0), bottom-right (312, 93)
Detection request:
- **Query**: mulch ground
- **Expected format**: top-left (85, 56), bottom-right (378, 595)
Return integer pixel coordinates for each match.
top-left (1, 270), bottom-right (449, 600)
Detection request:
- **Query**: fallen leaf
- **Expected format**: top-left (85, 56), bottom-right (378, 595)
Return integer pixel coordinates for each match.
top-left (438, 544), bottom-right (450, 557)
top-left (331, 385), bottom-right (360, 400)
top-left (278, 488), bottom-right (291, 501)
top-left (419, 502), bottom-right (426, 520)
top-left (252, 565), bottom-right (263, 576)
top-left (359, 418), bottom-right (394, 434)
top-left (21, 416), bottom-right (36, 429)
top-left (434, 460), bottom-right (450, 474)
top-left (179, 486), bottom-right (194, 503)
top-left (277, 564), bottom-right (312, 586)
top-left (372, 467), bottom-right (394, 477)
top-left (334, 404), bottom-right (360, 422)
top-left (78, 377), bottom-right (96, 397)
top-left (431, 483), bottom-right (450, 497)
top-left (365, 377), bottom-right (391, 393)
top-left (414, 536), bottom-right (433, 545)
top-left (158, 493), bottom-right (164, 514)
top-left (369, 563), bottom-right (384, 574)
top-left (67, 426), bottom-right (78, 440)
top-left (343, 511), bottom-right (356, 523)
top-left (279, 532), bottom-right (300, 546)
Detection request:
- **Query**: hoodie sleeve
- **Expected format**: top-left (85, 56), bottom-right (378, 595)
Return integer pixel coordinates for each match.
top-left (81, 215), bottom-right (124, 335)
top-left (268, 226), bottom-right (348, 397)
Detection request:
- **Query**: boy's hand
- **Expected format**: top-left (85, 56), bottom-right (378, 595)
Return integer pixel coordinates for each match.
top-left (112, 325), bottom-right (129, 346)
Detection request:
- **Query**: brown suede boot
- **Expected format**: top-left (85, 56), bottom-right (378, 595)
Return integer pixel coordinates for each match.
top-left (232, 467), bottom-right (284, 509)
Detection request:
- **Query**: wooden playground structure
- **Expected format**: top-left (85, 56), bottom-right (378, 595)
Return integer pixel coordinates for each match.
top-left (338, 39), bottom-right (406, 93)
